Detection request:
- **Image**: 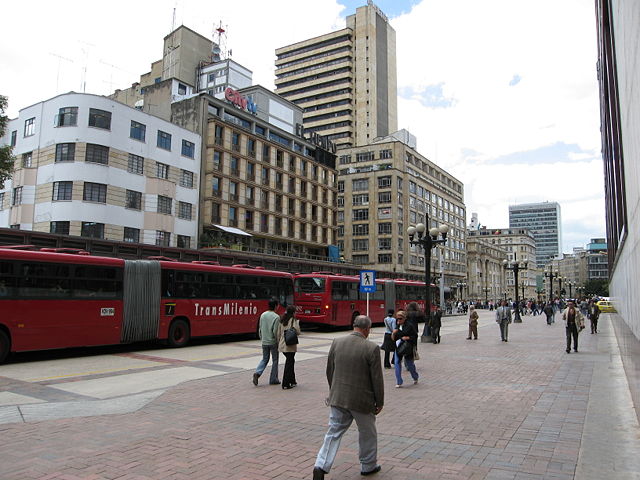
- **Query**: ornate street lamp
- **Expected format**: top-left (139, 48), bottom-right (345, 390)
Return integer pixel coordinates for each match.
top-left (558, 276), bottom-right (565, 298)
top-left (408, 221), bottom-right (448, 342)
top-left (544, 267), bottom-right (558, 301)
top-left (483, 287), bottom-right (491, 306)
top-left (503, 254), bottom-right (528, 323)
top-left (567, 281), bottom-right (574, 299)
top-left (456, 281), bottom-right (467, 301)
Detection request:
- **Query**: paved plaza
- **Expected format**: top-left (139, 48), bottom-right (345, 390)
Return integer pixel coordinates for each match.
top-left (0, 310), bottom-right (639, 480)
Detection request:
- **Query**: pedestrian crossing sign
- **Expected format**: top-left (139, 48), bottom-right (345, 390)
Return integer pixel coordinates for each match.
top-left (359, 270), bottom-right (376, 293)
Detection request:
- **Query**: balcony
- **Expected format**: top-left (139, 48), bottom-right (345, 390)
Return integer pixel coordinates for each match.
top-left (248, 149), bottom-right (256, 158)
top-left (229, 194), bottom-right (239, 202)
top-left (231, 168), bottom-right (240, 177)
top-left (231, 144), bottom-right (241, 152)
top-left (214, 137), bottom-right (223, 146)
top-left (245, 197), bottom-right (254, 206)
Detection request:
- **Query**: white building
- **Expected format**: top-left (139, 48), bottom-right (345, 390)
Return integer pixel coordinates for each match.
top-left (1, 92), bottom-right (201, 248)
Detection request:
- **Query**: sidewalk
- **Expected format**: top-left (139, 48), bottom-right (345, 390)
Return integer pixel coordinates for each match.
top-left (0, 311), bottom-right (638, 479)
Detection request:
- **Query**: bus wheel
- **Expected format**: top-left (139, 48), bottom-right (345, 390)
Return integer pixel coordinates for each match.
top-left (0, 330), bottom-right (10, 364)
top-left (168, 319), bottom-right (190, 348)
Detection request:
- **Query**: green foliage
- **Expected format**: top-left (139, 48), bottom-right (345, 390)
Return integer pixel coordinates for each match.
top-left (0, 95), bottom-right (15, 189)
top-left (584, 279), bottom-right (609, 297)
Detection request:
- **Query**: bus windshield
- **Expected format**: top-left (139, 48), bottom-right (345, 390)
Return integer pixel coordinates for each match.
top-left (294, 277), bottom-right (326, 293)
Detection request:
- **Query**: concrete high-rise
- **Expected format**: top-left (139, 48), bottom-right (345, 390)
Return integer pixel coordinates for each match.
top-left (274, 2), bottom-right (397, 149)
top-left (509, 202), bottom-right (562, 268)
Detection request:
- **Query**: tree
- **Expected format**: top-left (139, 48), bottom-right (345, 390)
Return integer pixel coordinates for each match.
top-left (0, 95), bottom-right (15, 189)
top-left (584, 279), bottom-right (609, 297)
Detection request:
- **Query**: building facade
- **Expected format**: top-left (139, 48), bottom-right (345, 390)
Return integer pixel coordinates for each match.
top-left (509, 201), bottom-right (562, 268)
top-left (335, 133), bottom-right (466, 289)
top-left (466, 234), bottom-right (508, 304)
top-left (467, 228), bottom-right (539, 300)
top-left (274, 2), bottom-right (397, 149)
top-left (0, 93), bottom-right (201, 247)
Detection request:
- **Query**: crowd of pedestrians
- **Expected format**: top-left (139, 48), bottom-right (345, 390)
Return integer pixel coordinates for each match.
top-left (251, 294), bottom-right (603, 479)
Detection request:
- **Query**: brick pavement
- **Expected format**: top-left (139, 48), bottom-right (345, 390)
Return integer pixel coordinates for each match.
top-left (0, 311), bottom-right (637, 480)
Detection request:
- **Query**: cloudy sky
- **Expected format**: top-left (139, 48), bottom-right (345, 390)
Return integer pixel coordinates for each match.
top-left (2, 0), bottom-right (605, 254)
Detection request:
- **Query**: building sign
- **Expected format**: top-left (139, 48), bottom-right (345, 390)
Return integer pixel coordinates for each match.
top-left (224, 87), bottom-right (257, 114)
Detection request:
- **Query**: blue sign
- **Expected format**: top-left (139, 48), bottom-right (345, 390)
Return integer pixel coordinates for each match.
top-left (359, 270), bottom-right (376, 293)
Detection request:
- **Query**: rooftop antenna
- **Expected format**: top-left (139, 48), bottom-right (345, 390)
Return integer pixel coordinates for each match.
top-left (49, 52), bottom-right (74, 93)
top-left (78, 40), bottom-right (95, 93)
top-left (171, 6), bottom-right (176, 32)
top-left (212, 20), bottom-right (229, 62)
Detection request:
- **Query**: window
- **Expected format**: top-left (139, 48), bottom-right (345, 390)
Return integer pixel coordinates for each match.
top-left (128, 153), bottom-right (144, 174)
top-left (229, 181), bottom-right (238, 201)
top-left (211, 202), bottom-right (221, 223)
top-left (83, 182), bottom-right (107, 203)
top-left (353, 209), bottom-right (369, 221)
top-left (353, 224), bottom-right (369, 236)
top-left (352, 194), bottom-right (369, 206)
top-left (262, 167), bottom-right (270, 185)
top-left (57, 107), bottom-right (78, 127)
top-left (12, 187), bottom-right (22, 205)
top-left (246, 185), bottom-right (255, 205)
top-left (55, 143), bottom-right (75, 162)
top-left (245, 210), bottom-right (254, 230)
top-left (378, 223), bottom-right (392, 235)
top-left (155, 231), bottom-right (170, 246)
top-left (352, 239), bottom-right (369, 251)
top-left (88, 108), bottom-right (111, 130)
top-left (178, 83), bottom-right (187, 95)
top-left (85, 143), bottom-right (109, 164)
top-left (126, 190), bottom-right (142, 210)
top-left (378, 176), bottom-right (392, 188)
top-left (353, 255), bottom-right (369, 265)
top-left (81, 222), bottom-right (104, 239)
top-left (130, 121), bottom-right (146, 141)
top-left (255, 125), bottom-right (265, 136)
top-left (352, 178), bottom-right (369, 191)
top-left (213, 150), bottom-right (223, 170)
top-left (337, 196), bottom-right (344, 207)
top-left (24, 117), bottom-right (35, 137)
top-left (157, 195), bottom-right (172, 214)
top-left (180, 170), bottom-right (194, 188)
top-left (230, 156), bottom-right (240, 175)
top-left (260, 213), bottom-right (269, 233)
top-left (156, 162), bottom-right (169, 179)
top-left (53, 181), bottom-right (73, 201)
top-left (380, 149), bottom-right (392, 159)
top-left (124, 227), bottom-right (140, 243)
top-left (356, 151), bottom-right (374, 162)
top-left (337, 181), bottom-right (344, 193)
top-left (229, 206), bottom-right (238, 226)
top-left (0, 192), bottom-right (4, 209)
top-left (262, 144), bottom-right (270, 162)
top-left (247, 162), bottom-right (255, 180)
top-left (177, 235), bottom-right (191, 248)
top-left (50, 221), bottom-right (70, 235)
top-left (157, 130), bottom-right (172, 150)
top-left (21, 152), bottom-right (32, 168)
top-left (212, 177), bottom-right (221, 196)
top-left (378, 254), bottom-right (392, 263)
top-left (10, 130), bottom-right (17, 146)
top-left (178, 201), bottom-right (193, 220)
top-left (378, 238), bottom-right (392, 250)
top-left (378, 191), bottom-right (391, 203)
top-left (182, 139), bottom-right (195, 158)
top-left (215, 125), bottom-right (224, 145)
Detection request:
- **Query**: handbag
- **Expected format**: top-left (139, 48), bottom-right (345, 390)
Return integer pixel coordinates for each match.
top-left (283, 320), bottom-right (299, 346)
top-left (396, 340), bottom-right (412, 357)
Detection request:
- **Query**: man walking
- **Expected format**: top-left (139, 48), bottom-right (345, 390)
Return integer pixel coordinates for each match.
top-left (313, 315), bottom-right (384, 479)
top-left (588, 299), bottom-right (600, 334)
top-left (252, 299), bottom-right (281, 386)
top-left (495, 300), bottom-right (512, 342)
top-left (563, 300), bottom-right (585, 353)
top-left (543, 302), bottom-right (554, 325)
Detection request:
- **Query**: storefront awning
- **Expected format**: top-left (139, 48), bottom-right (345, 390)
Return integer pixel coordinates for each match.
top-left (213, 225), bottom-right (253, 237)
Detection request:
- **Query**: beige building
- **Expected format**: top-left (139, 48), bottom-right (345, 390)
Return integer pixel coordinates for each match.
top-left (336, 132), bottom-right (466, 290)
top-left (274, 2), bottom-right (397, 149)
top-left (466, 234), bottom-right (508, 304)
top-left (467, 228), bottom-right (539, 300)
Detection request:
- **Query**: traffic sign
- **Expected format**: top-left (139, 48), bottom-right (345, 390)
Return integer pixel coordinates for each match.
top-left (359, 270), bottom-right (376, 293)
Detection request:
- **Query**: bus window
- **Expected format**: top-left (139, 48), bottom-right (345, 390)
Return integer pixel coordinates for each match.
top-left (294, 277), bottom-right (326, 293)
top-left (19, 263), bottom-right (71, 298)
top-left (331, 281), bottom-right (350, 300)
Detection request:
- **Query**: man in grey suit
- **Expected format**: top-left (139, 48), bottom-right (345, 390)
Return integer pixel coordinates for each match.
top-left (313, 315), bottom-right (384, 479)
top-left (496, 300), bottom-right (513, 342)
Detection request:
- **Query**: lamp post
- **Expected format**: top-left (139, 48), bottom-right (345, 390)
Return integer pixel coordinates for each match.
top-left (503, 291), bottom-right (507, 301)
top-left (407, 221), bottom-right (448, 342)
top-left (503, 254), bottom-right (528, 323)
top-left (567, 281), bottom-right (574, 299)
top-left (483, 287), bottom-right (491, 306)
top-left (456, 281), bottom-right (467, 301)
top-left (558, 276), bottom-right (565, 298)
top-left (544, 267), bottom-right (558, 301)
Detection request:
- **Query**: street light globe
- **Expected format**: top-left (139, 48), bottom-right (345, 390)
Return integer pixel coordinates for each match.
top-left (503, 259), bottom-right (508, 267)
top-left (429, 227), bottom-right (439, 237)
top-left (415, 223), bottom-right (426, 234)
top-left (407, 226), bottom-right (416, 236)
top-left (438, 224), bottom-right (449, 235)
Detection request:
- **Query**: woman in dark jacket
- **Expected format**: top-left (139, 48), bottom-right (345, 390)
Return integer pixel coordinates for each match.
top-left (392, 310), bottom-right (419, 388)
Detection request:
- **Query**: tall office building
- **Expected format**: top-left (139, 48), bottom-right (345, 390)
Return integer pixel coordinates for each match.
top-left (274, 1), bottom-right (397, 149)
top-left (509, 202), bottom-right (562, 268)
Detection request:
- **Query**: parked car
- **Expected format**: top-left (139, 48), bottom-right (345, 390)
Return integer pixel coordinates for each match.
top-left (596, 300), bottom-right (616, 313)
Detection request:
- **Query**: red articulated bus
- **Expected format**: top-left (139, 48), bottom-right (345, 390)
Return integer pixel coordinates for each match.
top-left (293, 272), bottom-right (433, 327)
top-left (0, 248), bottom-right (293, 363)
